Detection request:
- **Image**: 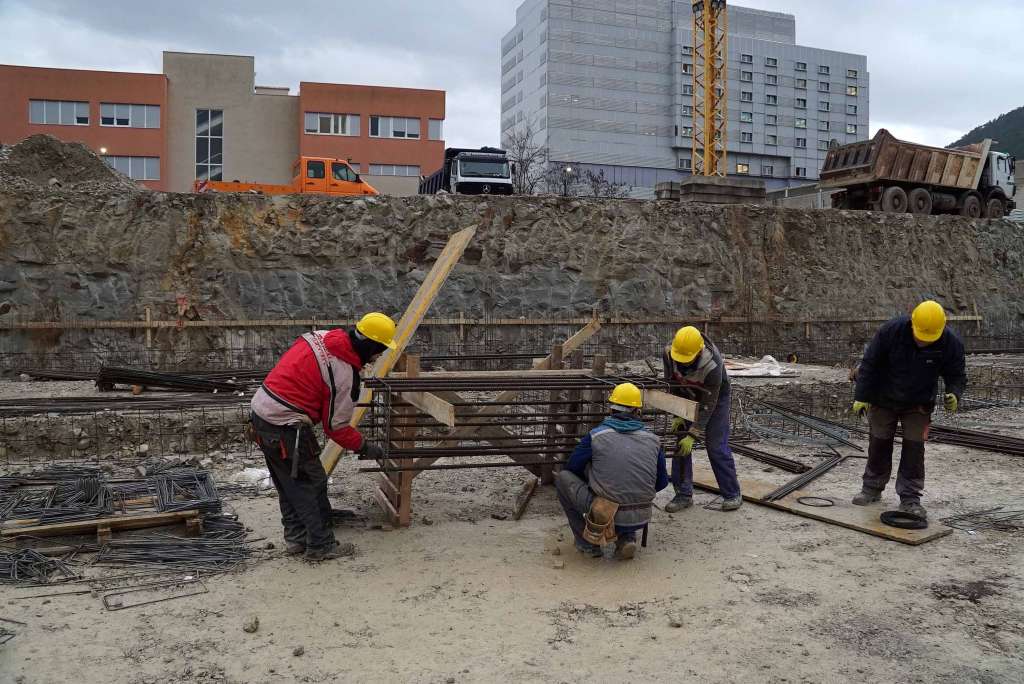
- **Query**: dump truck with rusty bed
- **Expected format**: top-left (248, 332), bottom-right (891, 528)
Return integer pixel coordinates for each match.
top-left (820, 129), bottom-right (1016, 218)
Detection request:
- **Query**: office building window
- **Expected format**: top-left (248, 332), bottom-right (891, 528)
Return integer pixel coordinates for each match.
top-left (796, 98), bottom-right (807, 109)
top-left (766, 73), bottom-right (778, 85)
top-left (766, 134), bottom-right (778, 146)
top-left (682, 46), bottom-right (693, 56)
top-left (681, 126), bottom-right (694, 136)
top-left (102, 155), bottom-right (159, 181)
top-left (304, 112), bottom-right (359, 136)
top-left (796, 166), bottom-right (807, 177)
top-left (101, 103), bottom-right (160, 128)
top-left (682, 105), bottom-right (694, 116)
top-left (678, 158), bottom-right (692, 170)
top-left (741, 91), bottom-right (753, 102)
top-left (847, 104), bottom-right (859, 115)
top-left (682, 63), bottom-right (693, 74)
top-left (429, 119), bottom-right (444, 140)
top-left (819, 120), bottom-right (831, 131)
top-left (736, 163), bottom-right (750, 174)
top-left (796, 78), bottom-right (807, 89)
top-left (795, 117), bottom-right (807, 129)
top-left (765, 114), bottom-right (777, 125)
top-left (370, 116), bottom-right (421, 139)
top-left (740, 53), bottom-right (753, 63)
top-left (195, 108), bottom-right (223, 182)
top-left (740, 111), bottom-right (753, 123)
top-left (847, 85), bottom-right (859, 96)
top-left (29, 99), bottom-right (89, 126)
top-left (818, 140), bottom-right (830, 151)
top-left (819, 65), bottom-right (831, 75)
top-left (763, 165), bottom-right (774, 176)
top-left (847, 69), bottom-right (859, 79)
top-left (795, 137), bottom-right (807, 148)
top-left (819, 82), bottom-right (830, 92)
top-left (847, 124), bottom-right (858, 135)
top-left (741, 131), bottom-right (753, 143)
top-left (766, 94), bottom-right (778, 105)
top-left (819, 101), bottom-right (831, 112)
top-left (795, 61), bottom-right (807, 71)
top-left (765, 57), bottom-right (778, 67)
top-left (682, 84), bottom-right (694, 95)
top-left (369, 164), bottom-right (421, 177)
top-left (740, 70), bottom-right (753, 82)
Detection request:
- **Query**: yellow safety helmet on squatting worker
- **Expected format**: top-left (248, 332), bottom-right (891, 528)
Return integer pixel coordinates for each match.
top-left (608, 382), bottom-right (643, 410)
top-left (356, 312), bottom-right (399, 350)
top-left (910, 300), bottom-right (946, 344)
top-left (670, 325), bottom-right (704, 364)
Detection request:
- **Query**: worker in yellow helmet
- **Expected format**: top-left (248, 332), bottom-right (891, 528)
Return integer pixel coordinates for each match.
top-left (556, 383), bottom-right (669, 560)
top-left (851, 300), bottom-right (966, 520)
top-left (662, 326), bottom-right (742, 512)
top-left (250, 312), bottom-right (397, 561)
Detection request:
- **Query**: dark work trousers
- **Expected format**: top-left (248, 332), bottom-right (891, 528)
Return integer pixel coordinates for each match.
top-left (250, 413), bottom-right (334, 550)
top-left (863, 405), bottom-right (930, 503)
top-left (555, 471), bottom-right (641, 546)
top-left (672, 390), bottom-right (741, 499)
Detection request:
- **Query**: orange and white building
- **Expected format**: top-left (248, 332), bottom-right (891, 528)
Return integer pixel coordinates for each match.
top-left (0, 52), bottom-right (446, 195)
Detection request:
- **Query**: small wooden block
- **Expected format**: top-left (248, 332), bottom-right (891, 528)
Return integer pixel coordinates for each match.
top-left (185, 516), bottom-right (203, 537)
top-left (96, 525), bottom-right (112, 546)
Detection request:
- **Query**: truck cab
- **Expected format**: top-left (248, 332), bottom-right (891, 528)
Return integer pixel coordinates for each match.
top-left (985, 151), bottom-right (1016, 202)
top-left (447, 151), bottom-right (513, 195)
top-left (292, 157), bottom-right (378, 196)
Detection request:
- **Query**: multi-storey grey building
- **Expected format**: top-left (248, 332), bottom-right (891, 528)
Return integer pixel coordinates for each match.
top-left (501, 0), bottom-right (869, 195)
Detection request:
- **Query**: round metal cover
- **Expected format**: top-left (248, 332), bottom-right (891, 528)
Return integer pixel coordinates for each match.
top-left (482, 185), bottom-right (491, 194)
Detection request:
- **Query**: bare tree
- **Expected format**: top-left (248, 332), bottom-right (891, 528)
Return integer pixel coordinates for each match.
top-left (581, 168), bottom-right (631, 199)
top-left (543, 161), bottom-right (582, 197)
top-left (502, 123), bottom-right (548, 195)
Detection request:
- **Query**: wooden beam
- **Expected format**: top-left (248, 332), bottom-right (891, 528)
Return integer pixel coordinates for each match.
top-left (396, 390), bottom-right (455, 427)
top-left (321, 225), bottom-right (477, 475)
top-left (386, 368), bottom-right (594, 379)
top-left (643, 389), bottom-right (699, 422)
top-left (532, 317), bottom-right (601, 369)
top-left (1, 510), bottom-right (200, 539)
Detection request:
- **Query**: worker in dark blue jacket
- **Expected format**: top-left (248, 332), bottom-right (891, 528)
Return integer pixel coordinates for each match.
top-left (852, 300), bottom-right (966, 519)
top-left (556, 383), bottom-right (669, 561)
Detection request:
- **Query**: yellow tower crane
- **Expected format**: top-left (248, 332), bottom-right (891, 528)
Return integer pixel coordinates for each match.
top-left (691, 0), bottom-right (728, 177)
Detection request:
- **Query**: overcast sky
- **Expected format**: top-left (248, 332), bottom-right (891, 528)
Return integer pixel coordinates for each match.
top-left (1, 0), bottom-right (1021, 149)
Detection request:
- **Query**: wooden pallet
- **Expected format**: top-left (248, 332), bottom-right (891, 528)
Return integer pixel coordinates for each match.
top-left (1, 510), bottom-right (203, 544)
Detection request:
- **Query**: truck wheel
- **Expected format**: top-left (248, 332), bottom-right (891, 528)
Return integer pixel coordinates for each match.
top-left (960, 194), bottom-right (982, 218)
top-left (985, 198), bottom-right (1005, 219)
top-left (908, 188), bottom-right (932, 215)
top-left (881, 186), bottom-right (908, 213)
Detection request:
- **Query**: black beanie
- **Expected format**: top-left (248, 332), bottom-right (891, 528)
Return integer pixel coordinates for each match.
top-left (349, 328), bottom-right (389, 365)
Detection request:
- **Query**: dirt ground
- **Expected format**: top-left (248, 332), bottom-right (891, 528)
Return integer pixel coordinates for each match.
top-left (2, 375), bottom-right (1023, 683)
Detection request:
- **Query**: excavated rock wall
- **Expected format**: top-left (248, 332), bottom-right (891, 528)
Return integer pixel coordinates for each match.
top-left (0, 185), bottom-right (1022, 361)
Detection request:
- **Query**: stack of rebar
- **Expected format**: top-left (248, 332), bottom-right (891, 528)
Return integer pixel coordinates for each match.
top-left (942, 506), bottom-right (1024, 531)
top-left (0, 549), bottom-right (80, 584)
top-left (95, 518), bottom-right (251, 573)
top-left (762, 454), bottom-right (847, 502)
top-left (96, 366), bottom-right (242, 393)
top-left (928, 425), bottom-right (1024, 458)
top-left (154, 471), bottom-right (222, 515)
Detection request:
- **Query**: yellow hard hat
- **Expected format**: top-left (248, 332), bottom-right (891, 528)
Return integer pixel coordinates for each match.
top-left (356, 312), bottom-right (398, 350)
top-left (670, 326), bottom-right (705, 364)
top-left (608, 382), bottom-right (643, 409)
top-left (911, 300), bottom-right (946, 343)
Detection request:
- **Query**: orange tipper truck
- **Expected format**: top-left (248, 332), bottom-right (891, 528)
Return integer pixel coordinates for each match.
top-left (193, 156), bottom-right (378, 196)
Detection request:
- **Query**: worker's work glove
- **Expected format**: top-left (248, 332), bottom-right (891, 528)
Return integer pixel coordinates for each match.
top-left (943, 393), bottom-right (958, 413)
top-left (852, 401), bottom-right (870, 419)
top-left (358, 441), bottom-right (385, 460)
top-left (670, 417), bottom-right (687, 434)
top-left (678, 435), bottom-right (696, 457)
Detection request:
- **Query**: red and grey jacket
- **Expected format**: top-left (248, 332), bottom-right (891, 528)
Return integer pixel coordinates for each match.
top-left (251, 329), bottom-right (364, 451)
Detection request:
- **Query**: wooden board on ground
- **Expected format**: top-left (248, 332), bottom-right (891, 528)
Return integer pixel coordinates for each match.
top-left (1, 510), bottom-right (202, 542)
top-left (691, 463), bottom-right (952, 545)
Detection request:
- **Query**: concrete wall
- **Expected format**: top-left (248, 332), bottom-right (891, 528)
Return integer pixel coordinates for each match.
top-left (162, 52), bottom-right (298, 192)
top-left (0, 65), bottom-right (168, 190)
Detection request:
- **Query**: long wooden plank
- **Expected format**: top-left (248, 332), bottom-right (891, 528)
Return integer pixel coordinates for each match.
top-left (533, 318), bottom-right (601, 370)
top-left (396, 391), bottom-right (455, 427)
top-left (321, 225), bottom-right (477, 475)
top-left (690, 463), bottom-right (951, 545)
top-left (643, 390), bottom-right (699, 422)
top-left (387, 368), bottom-right (594, 379)
top-left (1, 510), bottom-right (199, 538)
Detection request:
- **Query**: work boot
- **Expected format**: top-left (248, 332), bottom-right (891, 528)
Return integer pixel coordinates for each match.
top-left (284, 541), bottom-right (306, 556)
top-left (304, 541), bottom-right (356, 562)
top-left (899, 500), bottom-right (927, 520)
top-left (721, 495), bottom-right (743, 511)
top-left (664, 493), bottom-right (693, 513)
top-left (575, 540), bottom-right (603, 558)
top-left (852, 489), bottom-right (882, 506)
top-left (613, 538), bottom-right (637, 561)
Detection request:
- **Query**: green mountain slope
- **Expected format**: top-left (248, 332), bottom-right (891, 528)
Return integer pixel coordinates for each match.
top-left (948, 106), bottom-right (1024, 158)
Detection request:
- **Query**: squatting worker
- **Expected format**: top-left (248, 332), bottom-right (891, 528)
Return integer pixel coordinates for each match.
top-left (556, 383), bottom-right (669, 561)
top-left (250, 312), bottom-right (396, 561)
top-left (662, 326), bottom-right (742, 512)
top-left (851, 300), bottom-right (966, 519)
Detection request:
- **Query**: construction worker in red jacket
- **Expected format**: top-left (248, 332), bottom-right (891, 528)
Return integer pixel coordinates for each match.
top-left (250, 312), bottom-right (396, 560)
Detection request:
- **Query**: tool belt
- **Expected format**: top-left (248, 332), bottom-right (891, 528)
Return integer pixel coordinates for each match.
top-left (250, 413), bottom-right (310, 479)
top-left (582, 497), bottom-right (619, 546)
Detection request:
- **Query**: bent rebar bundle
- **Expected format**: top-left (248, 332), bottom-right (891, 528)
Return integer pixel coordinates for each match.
top-left (96, 366), bottom-right (244, 393)
top-left (0, 549), bottom-right (80, 584)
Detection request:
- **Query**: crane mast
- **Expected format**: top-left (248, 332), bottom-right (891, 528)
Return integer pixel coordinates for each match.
top-left (692, 0), bottom-right (728, 177)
